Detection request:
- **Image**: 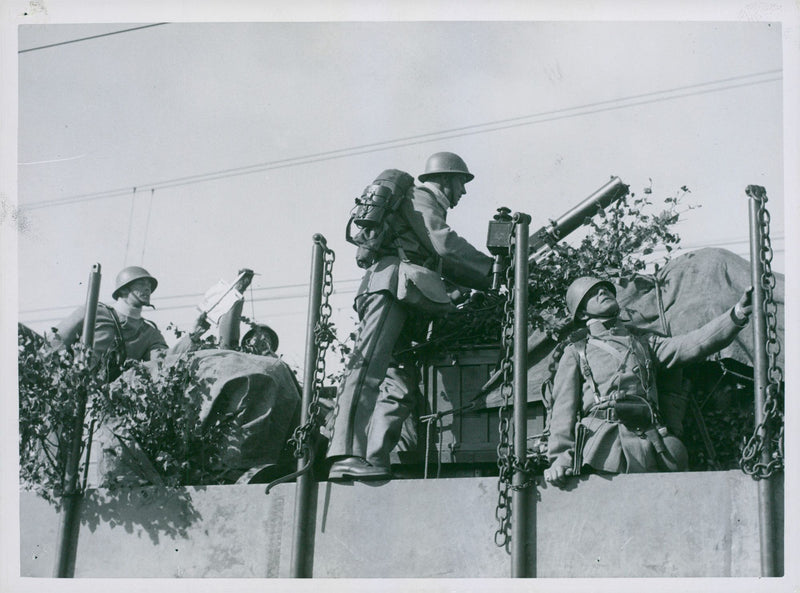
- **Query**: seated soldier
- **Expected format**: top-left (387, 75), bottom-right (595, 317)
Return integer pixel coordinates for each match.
top-left (240, 323), bottom-right (280, 356)
top-left (544, 277), bottom-right (752, 488)
top-left (50, 266), bottom-right (208, 379)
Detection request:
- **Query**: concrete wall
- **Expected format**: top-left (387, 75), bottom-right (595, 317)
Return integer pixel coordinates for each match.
top-left (19, 470), bottom-right (782, 578)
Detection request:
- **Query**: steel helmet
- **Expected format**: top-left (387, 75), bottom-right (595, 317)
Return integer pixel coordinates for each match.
top-left (566, 276), bottom-right (616, 323)
top-left (241, 323), bottom-right (280, 353)
top-left (418, 152), bottom-right (474, 183)
top-left (112, 266), bottom-right (158, 300)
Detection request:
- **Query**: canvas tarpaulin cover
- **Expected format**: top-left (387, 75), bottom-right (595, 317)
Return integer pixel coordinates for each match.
top-left (89, 349), bottom-right (301, 486)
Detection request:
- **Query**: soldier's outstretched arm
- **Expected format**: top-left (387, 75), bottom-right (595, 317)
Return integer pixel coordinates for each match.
top-left (649, 287), bottom-right (753, 367)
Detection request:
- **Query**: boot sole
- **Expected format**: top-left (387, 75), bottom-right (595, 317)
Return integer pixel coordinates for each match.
top-left (328, 468), bottom-right (392, 481)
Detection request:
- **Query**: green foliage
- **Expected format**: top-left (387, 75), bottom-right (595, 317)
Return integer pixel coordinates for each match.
top-left (18, 330), bottom-right (105, 504)
top-left (165, 321), bottom-right (219, 351)
top-left (527, 184), bottom-right (694, 338)
top-left (96, 356), bottom-right (245, 487)
top-left (686, 397), bottom-right (754, 470)
top-left (18, 328), bottom-right (249, 497)
top-left (679, 363), bottom-right (783, 471)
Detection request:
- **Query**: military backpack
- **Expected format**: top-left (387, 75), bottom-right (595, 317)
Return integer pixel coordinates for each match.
top-left (345, 169), bottom-right (415, 269)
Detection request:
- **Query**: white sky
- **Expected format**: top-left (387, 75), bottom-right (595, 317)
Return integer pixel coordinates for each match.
top-left (2, 2), bottom-right (799, 591)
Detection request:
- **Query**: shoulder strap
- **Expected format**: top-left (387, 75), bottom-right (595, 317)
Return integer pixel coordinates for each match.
top-left (573, 338), bottom-right (602, 404)
top-left (142, 318), bottom-right (159, 330)
top-left (587, 336), bottom-right (631, 367)
top-left (101, 303), bottom-right (128, 363)
top-left (627, 332), bottom-right (655, 393)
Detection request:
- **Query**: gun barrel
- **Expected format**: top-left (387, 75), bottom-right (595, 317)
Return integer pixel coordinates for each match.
top-left (529, 176), bottom-right (629, 253)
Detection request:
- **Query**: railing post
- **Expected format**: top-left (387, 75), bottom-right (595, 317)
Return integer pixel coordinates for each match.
top-left (290, 234), bottom-right (326, 578)
top-left (511, 213), bottom-right (531, 578)
top-left (746, 193), bottom-right (778, 577)
top-left (53, 263), bottom-right (101, 577)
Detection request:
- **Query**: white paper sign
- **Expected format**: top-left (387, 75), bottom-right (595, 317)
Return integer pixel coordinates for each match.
top-left (197, 280), bottom-right (243, 324)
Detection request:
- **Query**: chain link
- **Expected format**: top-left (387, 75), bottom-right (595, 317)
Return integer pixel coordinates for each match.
top-left (288, 244), bottom-right (336, 460)
top-left (494, 224), bottom-right (516, 549)
top-left (740, 187), bottom-right (784, 479)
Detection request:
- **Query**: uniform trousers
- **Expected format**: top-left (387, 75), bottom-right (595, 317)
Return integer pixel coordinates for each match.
top-left (327, 291), bottom-right (422, 468)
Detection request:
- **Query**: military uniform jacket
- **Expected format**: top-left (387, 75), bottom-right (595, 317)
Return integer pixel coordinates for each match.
top-left (548, 308), bottom-right (746, 473)
top-left (356, 182), bottom-right (493, 299)
top-left (51, 302), bottom-right (168, 362)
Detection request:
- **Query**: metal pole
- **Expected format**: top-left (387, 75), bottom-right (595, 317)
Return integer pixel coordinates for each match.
top-left (54, 263), bottom-right (101, 577)
top-left (747, 195), bottom-right (777, 577)
top-left (290, 234), bottom-right (326, 578)
top-left (511, 214), bottom-right (531, 578)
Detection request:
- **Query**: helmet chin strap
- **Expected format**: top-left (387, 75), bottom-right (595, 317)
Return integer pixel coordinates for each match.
top-left (439, 177), bottom-right (460, 208)
top-left (130, 291), bottom-right (155, 309)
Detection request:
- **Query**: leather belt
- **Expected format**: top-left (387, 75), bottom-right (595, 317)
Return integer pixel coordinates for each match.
top-left (588, 408), bottom-right (619, 422)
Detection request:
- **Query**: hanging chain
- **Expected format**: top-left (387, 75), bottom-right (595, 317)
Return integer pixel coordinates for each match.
top-left (288, 244), bottom-right (336, 460)
top-left (740, 187), bottom-right (784, 479)
top-left (494, 223), bottom-right (516, 548)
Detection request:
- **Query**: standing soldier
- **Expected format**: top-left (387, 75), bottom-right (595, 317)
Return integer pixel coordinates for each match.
top-left (544, 277), bottom-right (753, 487)
top-left (327, 152), bottom-right (494, 481)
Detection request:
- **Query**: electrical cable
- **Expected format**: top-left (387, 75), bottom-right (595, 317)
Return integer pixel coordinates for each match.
top-left (18, 23), bottom-right (168, 53)
top-left (122, 187), bottom-right (136, 267)
top-left (21, 70), bottom-right (781, 211)
top-left (139, 188), bottom-right (155, 264)
top-left (18, 276), bottom-right (364, 315)
top-left (20, 287), bottom-right (360, 324)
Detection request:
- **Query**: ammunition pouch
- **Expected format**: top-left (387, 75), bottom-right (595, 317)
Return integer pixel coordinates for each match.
top-left (611, 395), bottom-right (654, 432)
top-left (396, 260), bottom-right (456, 317)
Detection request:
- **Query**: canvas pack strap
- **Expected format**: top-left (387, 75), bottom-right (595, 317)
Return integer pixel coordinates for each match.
top-left (573, 339), bottom-right (602, 404)
top-left (588, 334), bottom-right (653, 395)
top-left (102, 303), bottom-right (128, 364)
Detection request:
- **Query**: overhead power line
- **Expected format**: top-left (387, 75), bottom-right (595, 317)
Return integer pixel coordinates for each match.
top-left (20, 286), bottom-right (360, 326)
top-left (19, 284), bottom-right (361, 323)
top-left (18, 23), bottom-right (168, 53)
top-left (21, 69), bottom-right (781, 211)
top-left (19, 277), bottom-right (363, 317)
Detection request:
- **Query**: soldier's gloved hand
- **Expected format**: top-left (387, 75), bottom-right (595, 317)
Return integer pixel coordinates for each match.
top-left (234, 268), bottom-right (255, 293)
top-left (189, 312), bottom-right (211, 340)
top-left (733, 286), bottom-right (753, 325)
top-left (543, 463), bottom-right (573, 488)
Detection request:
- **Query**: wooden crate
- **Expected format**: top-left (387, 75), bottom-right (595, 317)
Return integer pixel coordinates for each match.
top-left (421, 347), bottom-right (546, 465)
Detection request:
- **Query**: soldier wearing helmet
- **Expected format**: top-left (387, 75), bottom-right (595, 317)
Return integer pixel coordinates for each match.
top-left (544, 276), bottom-right (754, 487)
top-left (50, 265), bottom-right (208, 380)
top-left (240, 323), bottom-right (280, 356)
top-left (326, 151), bottom-right (494, 481)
